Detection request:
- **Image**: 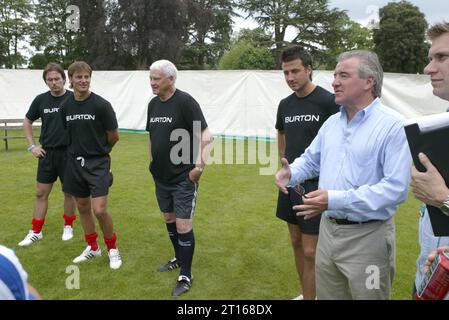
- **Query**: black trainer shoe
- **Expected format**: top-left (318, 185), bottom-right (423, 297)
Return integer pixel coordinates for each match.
top-left (172, 275), bottom-right (192, 297)
top-left (157, 258), bottom-right (180, 272)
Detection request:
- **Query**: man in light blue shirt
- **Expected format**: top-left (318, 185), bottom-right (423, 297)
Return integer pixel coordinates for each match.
top-left (275, 50), bottom-right (411, 299)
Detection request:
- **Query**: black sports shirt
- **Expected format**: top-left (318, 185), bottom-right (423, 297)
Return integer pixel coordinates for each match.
top-left (146, 89), bottom-right (208, 184)
top-left (275, 86), bottom-right (339, 163)
top-left (61, 92), bottom-right (118, 157)
top-left (26, 90), bottom-right (73, 148)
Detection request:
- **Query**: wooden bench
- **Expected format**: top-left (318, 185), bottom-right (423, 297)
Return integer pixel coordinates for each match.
top-left (0, 118), bottom-right (41, 151)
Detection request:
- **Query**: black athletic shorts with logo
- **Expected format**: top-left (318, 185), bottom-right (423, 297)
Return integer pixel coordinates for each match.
top-left (36, 147), bottom-right (68, 184)
top-left (63, 154), bottom-right (113, 198)
top-left (276, 179), bottom-right (321, 235)
top-left (154, 177), bottom-right (198, 219)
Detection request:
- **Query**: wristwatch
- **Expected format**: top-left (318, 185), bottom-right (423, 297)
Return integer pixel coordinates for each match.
top-left (440, 195), bottom-right (449, 216)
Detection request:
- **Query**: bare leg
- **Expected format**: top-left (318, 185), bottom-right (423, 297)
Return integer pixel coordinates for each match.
top-left (287, 223), bottom-right (305, 295)
top-left (176, 218), bottom-right (193, 234)
top-left (92, 196), bottom-right (114, 238)
top-left (163, 212), bottom-right (176, 224)
top-left (33, 183), bottom-right (53, 219)
top-left (287, 223), bottom-right (318, 300)
top-left (75, 196), bottom-right (96, 234)
top-left (63, 192), bottom-right (77, 216)
top-left (301, 234), bottom-right (318, 300)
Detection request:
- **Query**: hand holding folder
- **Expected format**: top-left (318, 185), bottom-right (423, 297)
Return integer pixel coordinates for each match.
top-left (405, 112), bottom-right (449, 236)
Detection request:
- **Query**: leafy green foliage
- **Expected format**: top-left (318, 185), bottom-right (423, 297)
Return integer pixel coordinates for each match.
top-left (235, 27), bottom-right (274, 49)
top-left (320, 13), bottom-right (374, 70)
top-left (237, 0), bottom-right (350, 67)
top-left (219, 41), bottom-right (275, 69)
top-left (0, 0), bottom-right (33, 68)
top-left (373, 0), bottom-right (429, 74)
top-left (30, 0), bottom-right (87, 68)
top-left (0, 0), bottom-right (431, 73)
top-left (29, 53), bottom-right (51, 69)
top-left (180, 0), bottom-right (235, 70)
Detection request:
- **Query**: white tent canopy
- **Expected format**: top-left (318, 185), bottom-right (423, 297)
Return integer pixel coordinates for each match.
top-left (0, 69), bottom-right (447, 138)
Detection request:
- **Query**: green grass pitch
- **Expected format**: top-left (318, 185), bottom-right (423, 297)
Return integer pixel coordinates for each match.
top-left (0, 132), bottom-right (420, 299)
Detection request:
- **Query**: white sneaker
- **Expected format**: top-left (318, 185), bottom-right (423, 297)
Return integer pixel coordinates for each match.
top-left (108, 248), bottom-right (122, 269)
top-left (62, 226), bottom-right (74, 241)
top-left (18, 230), bottom-right (43, 246)
top-left (73, 246), bottom-right (101, 263)
top-left (292, 294), bottom-right (304, 300)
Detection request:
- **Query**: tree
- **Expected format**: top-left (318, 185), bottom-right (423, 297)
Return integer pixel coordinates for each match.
top-left (0, 33), bottom-right (7, 66)
top-left (218, 28), bottom-right (276, 69)
top-left (30, 0), bottom-right (88, 68)
top-left (108, 0), bottom-right (191, 70)
top-left (71, 0), bottom-right (117, 69)
top-left (373, 0), bottom-right (428, 74)
top-left (180, 0), bottom-right (235, 69)
top-left (218, 41), bottom-right (275, 70)
top-left (217, 27), bottom-right (276, 69)
top-left (29, 53), bottom-right (51, 69)
top-left (321, 13), bottom-right (374, 69)
top-left (0, 0), bottom-right (33, 68)
top-left (235, 27), bottom-right (274, 49)
top-left (237, 0), bottom-right (347, 67)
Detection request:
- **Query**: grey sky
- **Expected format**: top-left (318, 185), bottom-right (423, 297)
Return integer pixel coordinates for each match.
top-left (329, 0), bottom-right (448, 26)
top-left (234, 1), bottom-right (448, 32)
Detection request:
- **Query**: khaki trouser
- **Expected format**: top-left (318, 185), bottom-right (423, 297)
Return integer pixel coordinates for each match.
top-left (315, 215), bottom-right (395, 300)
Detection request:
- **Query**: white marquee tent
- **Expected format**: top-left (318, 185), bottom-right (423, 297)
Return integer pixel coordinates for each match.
top-left (0, 69), bottom-right (447, 139)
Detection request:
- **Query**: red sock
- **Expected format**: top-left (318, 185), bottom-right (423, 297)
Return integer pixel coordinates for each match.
top-left (85, 233), bottom-right (99, 251)
top-left (104, 233), bottom-right (117, 251)
top-left (63, 214), bottom-right (76, 226)
top-left (32, 218), bottom-right (45, 233)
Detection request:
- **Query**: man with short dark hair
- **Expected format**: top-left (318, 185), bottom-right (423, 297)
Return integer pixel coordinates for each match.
top-left (276, 45), bottom-right (338, 300)
top-left (18, 63), bottom-right (77, 247)
top-left (61, 61), bottom-right (122, 270)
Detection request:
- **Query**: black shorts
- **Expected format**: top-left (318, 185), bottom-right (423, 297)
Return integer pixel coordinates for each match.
top-left (275, 179), bottom-right (321, 235)
top-left (36, 147), bottom-right (68, 184)
top-left (154, 177), bottom-right (198, 219)
top-left (63, 155), bottom-right (113, 198)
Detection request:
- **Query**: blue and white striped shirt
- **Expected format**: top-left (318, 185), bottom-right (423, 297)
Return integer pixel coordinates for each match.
top-left (288, 98), bottom-right (412, 221)
top-left (0, 245), bottom-right (34, 300)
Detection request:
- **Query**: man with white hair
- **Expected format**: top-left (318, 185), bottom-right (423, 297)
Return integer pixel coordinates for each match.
top-left (146, 59), bottom-right (211, 296)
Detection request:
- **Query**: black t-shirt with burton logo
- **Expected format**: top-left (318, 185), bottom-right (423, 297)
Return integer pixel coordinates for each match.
top-left (26, 90), bottom-right (73, 148)
top-left (61, 92), bottom-right (118, 157)
top-left (275, 86), bottom-right (339, 163)
top-left (146, 89), bottom-right (208, 184)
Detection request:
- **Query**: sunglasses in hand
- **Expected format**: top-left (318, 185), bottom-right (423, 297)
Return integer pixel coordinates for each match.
top-left (293, 184), bottom-right (308, 198)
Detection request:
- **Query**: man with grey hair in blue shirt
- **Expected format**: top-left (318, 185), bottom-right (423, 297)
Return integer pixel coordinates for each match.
top-left (275, 50), bottom-right (411, 299)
